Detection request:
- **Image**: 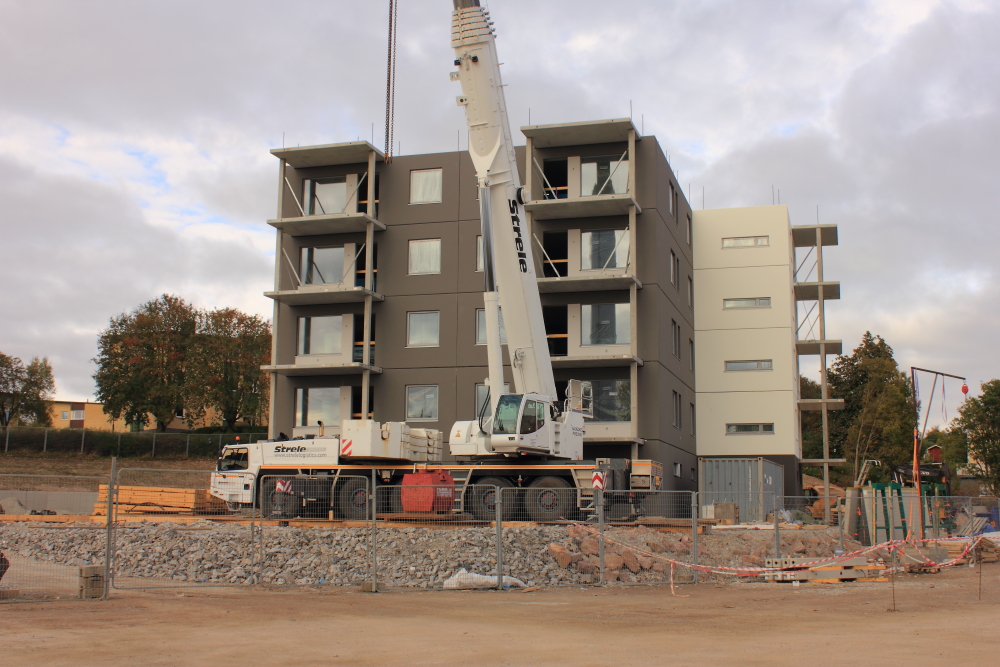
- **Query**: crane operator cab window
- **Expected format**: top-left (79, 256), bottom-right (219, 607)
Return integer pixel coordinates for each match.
top-left (492, 394), bottom-right (523, 434)
top-left (519, 400), bottom-right (545, 435)
top-left (218, 447), bottom-right (249, 471)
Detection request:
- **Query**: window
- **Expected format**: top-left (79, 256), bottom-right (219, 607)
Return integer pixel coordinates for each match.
top-left (476, 309), bottom-right (507, 344)
top-left (689, 403), bottom-right (696, 435)
top-left (298, 316), bottom-right (342, 355)
top-left (688, 339), bottom-right (694, 371)
top-left (542, 231), bottom-right (568, 277)
top-left (669, 250), bottom-right (677, 286)
top-left (352, 314), bottom-right (376, 364)
top-left (542, 159), bottom-right (569, 199)
top-left (669, 183), bottom-right (675, 215)
top-left (61, 411), bottom-right (69, 421)
top-left (408, 239), bottom-right (442, 275)
top-left (520, 399), bottom-right (545, 434)
top-left (672, 391), bottom-right (682, 428)
top-left (304, 176), bottom-right (347, 215)
top-left (475, 383), bottom-right (510, 419)
top-left (582, 303), bottom-right (630, 346)
top-left (690, 467), bottom-right (696, 481)
top-left (686, 213), bottom-right (692, 246)
top-left (723, 297), bottom-right (771, 309)
top-left (671, 320), bottom-right (680, 358)
top-left (581, 156), bottom-right (629, 196)
top-left (725, 360), bottom-right (773, 371)
top-left (726, 423), bottom-right (775, 435)
top-left (687, 276), bottom-right (693, 306)
top-left (476, 235), bottom-right (484, 272)
top-left (219, 448), bottom-right (249, 471)
top-left (410, 168), bottom-right (443, 204)
top-left (673, 462), bottom-right (683, 478)
top-left (543, 305), bottom-right (568, 356)
top-left (406, 385), bottom-right (439, 421)
top-left (407, 311), bottom-right (440, 347)
top-left (492, 394), bottom-right (523, 434)
top-left (71, 409), bottom-right (85, 420)
top-left (175, 406), bottom-right (185, 419)
top-left (722, 235), bottom-right (769, 248)
top-left (592, 379), bottom-right (630, 422)
top-left (581, 229), bottom-right (629, 271)
top-left (295, 387), bottom-right (340, 427)
top-left (300, 245), bottom-right (344, 285)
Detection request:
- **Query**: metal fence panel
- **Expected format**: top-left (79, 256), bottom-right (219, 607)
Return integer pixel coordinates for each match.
top-left (0, 474), bottom-right (110, 602)
top-left (1, 426), bottom-right (266, 457)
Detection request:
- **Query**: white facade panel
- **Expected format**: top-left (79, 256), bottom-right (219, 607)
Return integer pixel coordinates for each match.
top-left (695, 391), bottom-right (799, 457)
top-left (695, 328), bottom-right (798, 394)
top-left (694, 265), bottom-right (795, 332)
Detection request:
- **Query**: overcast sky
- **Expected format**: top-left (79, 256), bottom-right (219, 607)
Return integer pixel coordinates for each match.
top-left (1, 0), bottom-right (995, 427)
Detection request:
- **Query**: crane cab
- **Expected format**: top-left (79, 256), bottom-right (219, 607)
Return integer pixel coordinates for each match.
top-left (490, 392), bottom-right (553, 453)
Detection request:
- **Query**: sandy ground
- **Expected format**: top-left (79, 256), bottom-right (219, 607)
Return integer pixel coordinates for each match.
top-left (3, 565), bottom-right (999, 666)
top-left (0, 456), bottom-right (216, 478)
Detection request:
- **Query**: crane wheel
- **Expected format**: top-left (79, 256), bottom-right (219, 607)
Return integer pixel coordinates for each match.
top-left (338, 478), bottom-right (370, 520)
top-left (467, 477), bottom-right (515, 521)
top-left (524, 476), bottom-right (575, 522)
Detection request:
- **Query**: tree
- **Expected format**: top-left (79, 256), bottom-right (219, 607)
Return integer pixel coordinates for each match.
top-left (827, 332), bottom-right (916, 484)
top-left (0, 353), bottom-right (55, 427)
top-left (800, 376), bottom-right (824, 460)
top-left (955, 379), bottom-right (1000, 496)
top-left (921, 426), bottom-right (967, 472)
top-left (93, 295), bottom-right (197, 432)
top-left (183, 308), bottom-right (271, 432)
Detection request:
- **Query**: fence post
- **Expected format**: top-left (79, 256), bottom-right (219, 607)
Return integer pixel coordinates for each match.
top-left (104, 456), bottom-right (117, 599)
top-left (4, 425), bottom-right (9, 453)
top-left (151, 432), bottom-right (156, 458)
top-left (838, 497), bottom-right (845, 554)
top-left (773, 498), bottom-right (782, 558)
top-left (496, 485), bottom-right (503, 590)
top-left (369, 467), bottom-right (377, 592)
top-left (597, 488), bottom-right (605, 585)
top-left (185, 434), bottom-right (190, 458)
top-left (691, 491), bottom-right (699, 584)
top-left (43, 427), bottom-right (48, 453)
top-left (81, 428), bottom-right (86, 454)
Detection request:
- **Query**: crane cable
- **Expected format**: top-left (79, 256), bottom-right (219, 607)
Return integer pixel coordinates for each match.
top-left (383, 0), bottom-right (399, 163)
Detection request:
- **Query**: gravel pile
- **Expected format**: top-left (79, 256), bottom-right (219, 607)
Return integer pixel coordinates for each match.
top-left (0, 521), bottom-right (861, 588)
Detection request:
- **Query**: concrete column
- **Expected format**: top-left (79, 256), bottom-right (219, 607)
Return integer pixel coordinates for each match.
top-left (267, 159), bottom-right (287, 440)
top-left (627, 129), bottom-right (636, 199)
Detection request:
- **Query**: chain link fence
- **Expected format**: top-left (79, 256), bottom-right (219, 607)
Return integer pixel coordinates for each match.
top-left (2, 426), bottom-right (266, 457)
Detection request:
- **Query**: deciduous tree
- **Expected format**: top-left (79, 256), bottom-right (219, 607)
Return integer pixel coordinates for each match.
top-left (955, 379), bottom-right (1000, 496)
top-left (0, 353), bottom-right (55, 427)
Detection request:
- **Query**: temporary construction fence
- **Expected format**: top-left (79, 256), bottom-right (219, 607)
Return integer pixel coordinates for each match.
top-left (2, 468), bottom-right (999, 602)
top-left (2, 426), bottom-right (266, 458)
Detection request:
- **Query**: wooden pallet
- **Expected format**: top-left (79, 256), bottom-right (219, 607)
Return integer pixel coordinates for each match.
top-left (93, 485), bottom-right (226, 515)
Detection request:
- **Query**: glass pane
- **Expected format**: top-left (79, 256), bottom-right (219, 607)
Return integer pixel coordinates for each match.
top-left (520, 400), bottom-right (539, 434)
top-left (407, 312), bottom-right (440, 347)
top-left (582, 303), bottom-right (629, 345)
top-left (581, 229), bottom-right (628, 270)
top-left (300, 246), bottom-right (344, 285)
top-left (410, 169), bottom-right (443, 204)
top-left (492, 394), bottom-right (523, 434)
top-left (298, 316), bottom-right (342, 355)
top-left (591, 380), bottom-right (630, 422)
top-left (722, 236), bottom-right (769, 248)
top-left (723, 298), bottom-right (759, 309)
top-left (759, 298), bottom-right (771, 307)
top-left (581, 157), bottom-right (628, 197)
top-left (308, 177), bottom-right (347, 215)
top-left (408, 238), bottom-right (441, 275)
top-left (476, 236), bottom-right (483, 272)
top-left (296, 387), bottom-right (340, 427)
top-left (406, 385), bottom-right (438, 420)
top-left (476, 308), bottom-right (507, 344)
top-left (727, 423), bottom-right (760, 434)
top-left (475, 383), bottom-right (510, 418)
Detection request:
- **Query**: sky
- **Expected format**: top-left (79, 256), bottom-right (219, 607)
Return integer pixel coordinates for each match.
top-left (0, 0), bottom-right (995, 428)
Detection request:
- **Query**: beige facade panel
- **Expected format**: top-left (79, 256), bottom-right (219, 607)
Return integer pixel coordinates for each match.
top-left (692, 205), bottom-right (793, 271)
top-left (695, 328), bottom-right (798, 394)
top-left (693, 265), bottom-right (795, 332)
top-left (695, 391), bottom-right (800, 458)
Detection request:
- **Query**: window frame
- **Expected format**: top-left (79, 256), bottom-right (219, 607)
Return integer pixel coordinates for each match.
top-left (406, 311), bottom-right (441, 348)
top-left (71, 409), bottom-right (85, 421)
top-left (724, 360), bottom-right (774, 372)
top-left (726, 423), bottom-right (776, 435)
top-left (581, 303), bottom-right (631, 346)
top-left (673, 462), bottom-right (683, 478)
top-left (475, 308), bottom-right (507, 345)
top-left (405, 385), bottom-right (439, 422)
top-left (723, 297), bottom-right (771, 309)
top-left (672, 391), bottom-right (682, 429)
top-left (297, 315), bottom-right (343, 356)
top-left (409, 168), bottom-right (444, 205)
top-left (721, 235), bottom-right (769, 249)
top-left (294, 386), bottom-right (341, 427)
top-left (407, 238), bottom-right (442, 275)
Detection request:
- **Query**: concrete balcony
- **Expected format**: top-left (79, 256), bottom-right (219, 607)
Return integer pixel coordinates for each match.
top-left (794, 281), bottom-right (840, 301)
top-left (795, 339), bottom-right (843, 356)
top-left (262, 359), bottom-right (381, 377)
top-left (537, 272), bottom-right (641, 293)
top-left (268, 212), bottom-right (385, 237)
top-left (791, 224), bottom-right (839, 248)
top-left (271, 141), bottom-right (383, 169)
top-left (521, 118), bottom-right (639, 149)
top-left (264, 285), bottom-right (383, 306)
top-left (583, 421), bottom-right (637, 442)
top-left (525, 193), bottom-right (640, 220)
top-left (551, 354), bottom-right (642, 369)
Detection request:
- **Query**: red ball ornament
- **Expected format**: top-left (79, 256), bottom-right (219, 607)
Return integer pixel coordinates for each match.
top-left (961, 383), bottom-right (969, 395)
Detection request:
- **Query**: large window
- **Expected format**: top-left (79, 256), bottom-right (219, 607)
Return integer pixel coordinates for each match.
top-left (304, 177), bottom-right (347, 215)
top-left (592, 379), bottom-right (630, 422)
top-left (476, 308), bottom-right (507, 344)
top-left (410, 168), bottom-right (443, 204)
top-left (582, 303), bottom-right (630, 346)
top-left (299, 246), bottom-right (344, 285)
top-left (726, 423), bottom-right (775, 435)
top-left (408, 239), bottom-right (442, 275)
top-left (406, 385), bottom-right (439, 421)
top-left (724, 297), bottom-right (771, 309)
top-left (475, 383), bottom-right (509, 419)
top-left (581, 229), bottom-right (628, 271)
top-left (407, 311), bottom-right (440, 347)
top-left (297, 316), bottom-right (342, 355)
top-left (295, 387), bottom-right (340, 427)
top-left (722, 235), bottom-right (769, 248)
top-left (725, 360), bottom-right (773, 371)
top-left (581, 156), bottom-right (629, 197)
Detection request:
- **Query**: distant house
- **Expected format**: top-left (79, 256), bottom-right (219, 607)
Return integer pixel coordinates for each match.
top-left (44, 401), bottom-right (225, 432)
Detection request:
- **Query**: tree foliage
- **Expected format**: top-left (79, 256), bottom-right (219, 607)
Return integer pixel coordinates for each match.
top-left (921, 426), bottom-right (967, 472)
top-left (0, 353), bottom-right (55, 427)
top-left (955, 379), bottom-right (1000, 496)
top-left (800, 375), bottom-right (824, 460)
top-left (183, 308), bottom-right (271, 432)
top-left (827, 332), bottom-right (916, 484)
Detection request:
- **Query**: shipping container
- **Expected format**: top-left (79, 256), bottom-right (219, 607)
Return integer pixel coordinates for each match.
top-left (698, 457), bottom-right (784, 522)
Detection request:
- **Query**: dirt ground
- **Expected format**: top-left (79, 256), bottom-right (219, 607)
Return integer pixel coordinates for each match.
top-left (0, 455), bottom-right (216, 478)
top-left (3, 566), bottom-right (999, 666)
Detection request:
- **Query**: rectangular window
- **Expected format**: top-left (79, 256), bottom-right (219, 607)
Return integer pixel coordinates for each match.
top-left (175, 406), bottom-right (185, 418)
top-left (297, 316), bottom-right (342, 355)
top-left (542, 231), bottom-right (569, 277)
top-left (673, 462), bottom-right (683, 478)
top-left (686, 213), bottom-right (692, 246)
top-left (592, 379), bottom-right (631, 422)
top-left (61, 411), bottom-right (69, 421)
top-left (410, 168), bottom-right (443, 204)
top-left (407, 311), bottom-right (440, 347)
top-left (581, 156), bottom-right (629, 197)
top-left (476, 235), bottom-right (484, 272)
top-left (304, 176), bottom-right (347, 215)
top-left (406, 385), bottom-right (438, 421)
top-left (408, 238), bottom-right (442, 275)
top-left (475, 383), bottom-right (510, 418)
top-left (542, 158), bottom-right (569, 199)
top-left (687, 276), bottom-right (693, 306)
top-left (725, 360), bottom-right (773, 371)
top-left (672, 391), bottom-right (682, 428)
top-left (669, 250), bottom-right (677, 286)
top-left (295, 387), bottom-right (341, 427)
top-left (690, 467), bottom-right (696, 481)
top-left (581, 229), bottom-right (629, 271)
top-left (689, 403), bottom-right (696, 435)
top-left (726, 423), bottom-right (775, 435)
top-left (72, 409), bottom-right (85, 421)
top-left (723, 297), bottom-right (771, 309)
top-left (582, 303), bottom-right (630, 346)
top-left (476, 308), bottom-right (507, 345)
top-left (543, 305), bottom-right (568, 356)
top-left (722, 235), bottom-right (769, 248)
top-left (671, 320), bottom-right (680, 358)
top-left (688, 339), bottom-right (694, 371)
top-left (299, 245), bottom-right (345, 285)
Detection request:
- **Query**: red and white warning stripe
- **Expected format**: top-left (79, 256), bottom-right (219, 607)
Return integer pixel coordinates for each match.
top-left (340, 439), bottom-right (353, 457)
top-left (592, 471), bottom-right (606, 490)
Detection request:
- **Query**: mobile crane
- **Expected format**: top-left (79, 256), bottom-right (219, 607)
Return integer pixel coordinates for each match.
top-left (209, 1), bottom-right (665, 522)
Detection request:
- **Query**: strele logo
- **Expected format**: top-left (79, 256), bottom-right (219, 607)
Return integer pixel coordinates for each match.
top-left (274, 445), bottom-right (307, 453)
top-left (508, 199), bottom-right (527, 273)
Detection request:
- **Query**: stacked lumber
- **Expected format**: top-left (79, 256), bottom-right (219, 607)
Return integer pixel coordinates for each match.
top-left (925, 539), bottom-right (1000, 565)
top-left (93, 485), bottom-right (226, 516)
top-left (760, 557), bottom-right (887, 583)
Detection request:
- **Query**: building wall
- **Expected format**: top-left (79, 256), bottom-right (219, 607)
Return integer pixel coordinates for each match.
top-left (45, 401), bottom-right (232, 432)
top-left (692, 205), bottom-right (800, 459)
